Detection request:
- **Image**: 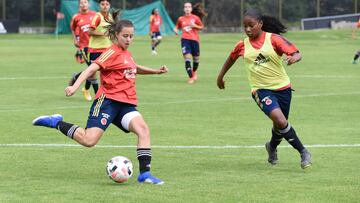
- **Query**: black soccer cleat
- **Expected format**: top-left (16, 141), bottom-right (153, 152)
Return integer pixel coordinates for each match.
top-left (300, 149), bottom-right (312, 169)
top-left (265, 142), bottom-right (278, 165)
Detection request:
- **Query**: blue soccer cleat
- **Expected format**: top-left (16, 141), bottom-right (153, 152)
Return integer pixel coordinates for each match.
top-left (137, 172), bottom-right (164, 185)
top-left (32, 114), bottom-right (63, 129)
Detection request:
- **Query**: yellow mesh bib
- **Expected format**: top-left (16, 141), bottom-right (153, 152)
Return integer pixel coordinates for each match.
top-left (88, 12), bottom-right (113, 49)
top-left (243, 32), bottom-right (290, 91)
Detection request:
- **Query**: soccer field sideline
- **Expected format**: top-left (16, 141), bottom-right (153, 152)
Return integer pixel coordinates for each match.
top-left (1, 143), bottom-right (359, 149)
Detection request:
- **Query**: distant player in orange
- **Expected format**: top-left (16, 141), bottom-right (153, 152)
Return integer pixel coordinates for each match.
top-left (149, 8), bottom-right (163, 55)
top-left (69, 0), bottom-right (113, 101)
top-left (173, 2), bottom-right (205, 84)
top-left (33, 20), bottom-right (167, 185)
top-left (70, 0), bottom-right (96, 101)
top-left (351, 17), bottom-right (360, 64)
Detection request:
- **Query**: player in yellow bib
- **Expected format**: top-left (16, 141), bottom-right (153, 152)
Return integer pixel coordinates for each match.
top-left (217, 9), bottom-right (311, 169)
top-left (69, 0), bottom-right (114, 101)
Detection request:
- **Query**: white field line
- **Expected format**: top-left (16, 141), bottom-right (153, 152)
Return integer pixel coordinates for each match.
top-left (0, 91), bottom-right (359, 112)
top-left (0, 75), bottom-right (359, 81)
top-left (0, 143), bottom-right (359, 149)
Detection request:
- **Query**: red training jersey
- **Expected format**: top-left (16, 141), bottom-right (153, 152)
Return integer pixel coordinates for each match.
top-left (150, 14), bottom-right (162, 32)
top-left (229, 32), bottom-right (299, 61)
top-left (94, 44), bottom-right (138, 105)
top-left (70, 11), bottom-right (96, 49)
top-left (176, 14), bottom-right (203, 42)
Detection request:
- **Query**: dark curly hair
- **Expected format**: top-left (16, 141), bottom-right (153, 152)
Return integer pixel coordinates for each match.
top-left (244, 8), bottom-right (287, 35)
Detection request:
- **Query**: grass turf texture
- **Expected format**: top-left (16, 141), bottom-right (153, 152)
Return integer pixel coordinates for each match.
top-left (0, 29), bottom-right (359, 202)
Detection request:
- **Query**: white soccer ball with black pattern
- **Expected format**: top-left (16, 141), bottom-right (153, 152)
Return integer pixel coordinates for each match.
top-left (106, 156), bottom-right (133, 183)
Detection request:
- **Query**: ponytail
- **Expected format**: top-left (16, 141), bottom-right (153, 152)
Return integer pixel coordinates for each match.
top-left (191, 3), bottom-right (207, 19)
top-left (244, 9), bottom-right (287, 35)
top-left (261, 15), bottom-right (287, 34)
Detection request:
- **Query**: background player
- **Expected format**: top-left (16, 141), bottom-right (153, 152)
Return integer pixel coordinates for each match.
top-left (217, 9), bottom-right (312, 169)
top-left (351, 17), bottom-right (360, 64)
top-left (33, 20), bottom-right (168, 185)
top-left (69, 0), bottom-right (114, 100)
top-left (149, 8), bottom-right (163, 55)
top-left (173, 2), bottom-right (204, 84)
top-left (70, 0), bottom-right (96, 101)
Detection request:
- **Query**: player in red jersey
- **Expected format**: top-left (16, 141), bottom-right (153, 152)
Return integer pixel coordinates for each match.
top-left (149, 8), bottom-right (163, 55)
top-left (173, 2), bottom-right (205, 84)
top-left (69, 0), bottom-right (114, 101)
top-left (69, 0), bottom-right (97, 101)
top-left (33, 20), bottom-right (167, 185)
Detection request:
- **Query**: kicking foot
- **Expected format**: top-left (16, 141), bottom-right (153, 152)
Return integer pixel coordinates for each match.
top-left (32, 114), bottom-right (63, 128)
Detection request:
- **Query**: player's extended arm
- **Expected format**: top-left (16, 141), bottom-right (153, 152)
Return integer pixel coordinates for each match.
top-left (65, 63), bottom-right (100, 96)
top-left (137, 65), bottom-right (168, 75)
top-left (217, 56), bottom-right (236, 89)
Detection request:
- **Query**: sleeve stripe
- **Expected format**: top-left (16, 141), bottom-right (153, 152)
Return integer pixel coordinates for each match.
top-left (97, 49), bottom-right (115, 63)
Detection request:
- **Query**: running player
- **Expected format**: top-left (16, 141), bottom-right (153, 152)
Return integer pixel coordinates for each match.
top-left (351, 17), bottom-right (360, 64)
top-left (173, 2), bottom-right (204, 84)
top-left (217, 9), bottom-right (312, 169)
top-left (70, 0), bottom-right (96, 101)
top-left (69, 0), bottom-right (114, 100)
top-left (149, 8), bottom-right (162, 55)
top-left (33, 20), bottom-right (167, 185)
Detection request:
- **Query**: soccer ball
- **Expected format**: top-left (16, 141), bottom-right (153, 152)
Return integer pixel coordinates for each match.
top-left (106, 156), bottom-right (133, 183)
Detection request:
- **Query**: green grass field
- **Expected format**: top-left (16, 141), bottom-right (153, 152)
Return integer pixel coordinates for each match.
top-left (0, 29), bottom-right (360, 203)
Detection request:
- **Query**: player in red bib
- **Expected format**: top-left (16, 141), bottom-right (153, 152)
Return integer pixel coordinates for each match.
top-left (69, 0), bottom-right (96, 101)
top-left (149, 8), bottom-right (163, 55)
top-left (173, 2), bottom-right (206, 84)
top-left (33, 20), bottom-right (168, 185)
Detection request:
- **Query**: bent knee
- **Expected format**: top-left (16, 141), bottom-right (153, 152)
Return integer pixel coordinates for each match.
top-left (274, 118), bottom-right (288, 130)
top-left (81, 137), bottom-right (98, 147)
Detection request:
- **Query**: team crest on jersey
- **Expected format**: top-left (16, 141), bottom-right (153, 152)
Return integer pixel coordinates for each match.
top-left (254, 53), bottom-right (270, 65)
top-left (261, 96), bottom-right (272, 106)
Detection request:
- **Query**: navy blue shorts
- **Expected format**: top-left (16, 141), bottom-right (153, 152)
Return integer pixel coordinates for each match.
top-left (252, 88), bottom-right (292, 119)
top-left (89, 52), bottom-right (102, 63)
top-left (181, 39), bottom-right (200, 56)
top-left (151, 32), bottom-right (162, 40)
top-left (86, 94), bottom-right (140, 132)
